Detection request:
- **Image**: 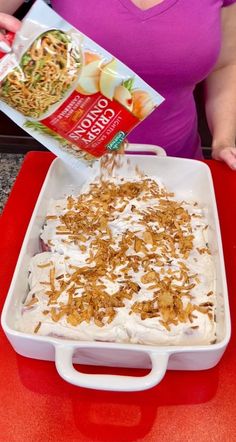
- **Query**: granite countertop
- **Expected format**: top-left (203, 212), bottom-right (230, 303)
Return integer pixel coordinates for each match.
top-left (0, 153), bottom-right (25, 213)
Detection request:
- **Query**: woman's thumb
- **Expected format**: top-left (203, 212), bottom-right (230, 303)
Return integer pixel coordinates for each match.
top-left (0, 13), bottom-right (21, 34)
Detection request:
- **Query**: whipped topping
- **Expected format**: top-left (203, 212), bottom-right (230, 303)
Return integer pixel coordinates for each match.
top-left (17, 176), bottom-right (216, 345)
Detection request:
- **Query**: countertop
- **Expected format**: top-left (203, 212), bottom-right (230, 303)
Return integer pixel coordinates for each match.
top-left (0, 153), bottom-right (25, 213)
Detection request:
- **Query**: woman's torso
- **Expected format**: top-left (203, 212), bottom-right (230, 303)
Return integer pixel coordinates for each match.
top-left (51, 0), bottom-right (225, 158)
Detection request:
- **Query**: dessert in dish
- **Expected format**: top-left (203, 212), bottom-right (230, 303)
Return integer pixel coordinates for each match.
top-left (17, 175), bottom-right (216, 345)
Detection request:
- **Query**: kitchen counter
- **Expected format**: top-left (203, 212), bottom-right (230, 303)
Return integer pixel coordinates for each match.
top-left (0, 153), bottom-right (25, 213)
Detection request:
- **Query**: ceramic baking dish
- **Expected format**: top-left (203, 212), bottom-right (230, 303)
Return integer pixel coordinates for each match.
top-left (1, 144), bottom-right (231, 392)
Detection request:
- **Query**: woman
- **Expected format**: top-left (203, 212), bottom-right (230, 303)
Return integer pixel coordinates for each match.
top-left (0, 0), bottom-right (236, 167)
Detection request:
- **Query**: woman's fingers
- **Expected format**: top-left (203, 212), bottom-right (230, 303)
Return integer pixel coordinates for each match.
top-left (0, 14), bottom-right (21, 53)
top-left (212, 146), bottom-right (236, 170)
top-left (0, 13), bottom-right (21, 35)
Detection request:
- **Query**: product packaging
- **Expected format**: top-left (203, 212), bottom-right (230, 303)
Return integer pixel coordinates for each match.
top-left (0, 0), bottom-right (164, 165)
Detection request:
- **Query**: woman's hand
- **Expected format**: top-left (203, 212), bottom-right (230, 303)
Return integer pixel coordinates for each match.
top-left (205, 5), bottom-right (236, 171)
top-left (212, 142), bottom-right (236, 170)
top-left (0, 12), bottom-right (21, 33)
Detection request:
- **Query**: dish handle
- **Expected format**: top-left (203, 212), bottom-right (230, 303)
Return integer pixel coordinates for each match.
top-left (55, 345), bottom-right (169, 391)
top-left (124, 143), bottom-right (166, 156)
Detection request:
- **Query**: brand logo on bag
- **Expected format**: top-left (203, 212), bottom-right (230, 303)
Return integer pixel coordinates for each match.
top-left (107, 131), bottom-right (127, 151)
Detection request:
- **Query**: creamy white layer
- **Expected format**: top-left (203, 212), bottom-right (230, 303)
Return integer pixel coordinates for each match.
top-left (17, 176), bottom-right (216, 345)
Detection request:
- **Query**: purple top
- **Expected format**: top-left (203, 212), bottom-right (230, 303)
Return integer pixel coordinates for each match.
top-left (51, 0), bottom-right (235, 158)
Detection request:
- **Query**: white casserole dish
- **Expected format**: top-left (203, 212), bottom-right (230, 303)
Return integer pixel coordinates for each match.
top-left (1, 144), bottom-right (231, 392)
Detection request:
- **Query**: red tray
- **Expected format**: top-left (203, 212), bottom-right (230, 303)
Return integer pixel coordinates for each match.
top-left (0, 152), bottom-right (236, 442)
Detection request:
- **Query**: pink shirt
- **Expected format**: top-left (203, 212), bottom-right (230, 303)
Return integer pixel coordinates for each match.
top-left (51, 0), bottom-right (235, 158)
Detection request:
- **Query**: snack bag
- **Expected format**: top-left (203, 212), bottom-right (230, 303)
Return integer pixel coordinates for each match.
top-left (0, 0), bottom-right (164, 165)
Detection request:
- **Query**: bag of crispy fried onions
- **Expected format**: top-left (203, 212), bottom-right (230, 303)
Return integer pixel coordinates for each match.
top-left (0, 0), bottom-right (164, 166)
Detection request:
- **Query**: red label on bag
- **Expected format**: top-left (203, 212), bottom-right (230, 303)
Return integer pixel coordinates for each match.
top-left (41, 90), bottom-right (139, 157)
